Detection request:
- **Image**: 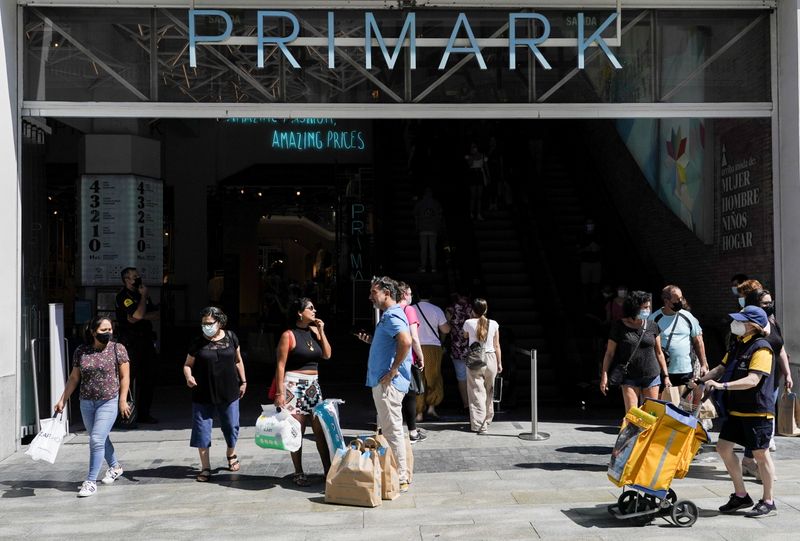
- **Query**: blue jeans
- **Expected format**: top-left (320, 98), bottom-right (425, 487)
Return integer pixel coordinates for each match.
top-left (80, 398), bottom-right (119, 482)
top-left (190, 400), bottom-right (240, 449)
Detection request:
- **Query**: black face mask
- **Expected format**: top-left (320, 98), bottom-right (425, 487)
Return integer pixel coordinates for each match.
top-left (133, 277), bottom-right (143, 289)
top-left (96, 332), bottom-right (112, 345)
top-left (671, 302), bottom-right (682, 312)
top-left (763, 303), bottom-right (775, 317)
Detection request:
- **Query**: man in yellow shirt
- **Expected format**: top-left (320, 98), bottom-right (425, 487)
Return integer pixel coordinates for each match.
top-left (691, 306), bottom-right (776, 518)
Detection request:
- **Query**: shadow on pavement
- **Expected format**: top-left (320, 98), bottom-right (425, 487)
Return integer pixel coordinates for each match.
top-left (555, 445), bottom-right (613, 455)
top-left (513, 462), bottom-right (606, 472)
top-left (1, 480), bottom-right (79, 496)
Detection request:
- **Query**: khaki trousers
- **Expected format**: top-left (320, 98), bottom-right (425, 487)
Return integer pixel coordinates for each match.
top-left (416, 345), bottom-right (444, 414)
top-left (372, 384), bottom-right (408, 483)
top-left (467, 351), bottom-right (498, 431)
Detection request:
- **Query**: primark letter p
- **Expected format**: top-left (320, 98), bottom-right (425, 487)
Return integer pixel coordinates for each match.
top-left (189, 9), bottom-right (233, 68)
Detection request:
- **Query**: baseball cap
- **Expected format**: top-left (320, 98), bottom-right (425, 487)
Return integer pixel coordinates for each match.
top-left (729, 305), bottom-right (769, 328)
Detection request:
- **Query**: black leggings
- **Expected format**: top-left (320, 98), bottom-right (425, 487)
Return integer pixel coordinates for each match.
top-left (402, 391), bottom-right (417, 431)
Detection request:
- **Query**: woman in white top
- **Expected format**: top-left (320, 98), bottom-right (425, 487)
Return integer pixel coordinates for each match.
top-left (463, 298), bottom-right (502, 433)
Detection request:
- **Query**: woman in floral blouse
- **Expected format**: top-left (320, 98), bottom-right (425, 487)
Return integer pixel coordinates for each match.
top-left (55, 316), bottom-right (132, 497)
top-left (446, 291), bottom-right (471, 410)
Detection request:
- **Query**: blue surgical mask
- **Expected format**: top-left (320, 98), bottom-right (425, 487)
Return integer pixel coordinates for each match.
top-left (202, 323), bottom-right (218, 337)
top-left (738, 297), bottom-right (746, 308)
top-left (637, 309), bottom-right (651, 320)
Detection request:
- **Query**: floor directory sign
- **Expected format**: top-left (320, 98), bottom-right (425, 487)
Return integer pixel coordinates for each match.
top-left (79, 175), bottom-right (163, 286)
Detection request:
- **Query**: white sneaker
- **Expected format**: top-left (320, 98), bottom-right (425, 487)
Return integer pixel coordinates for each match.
top-left (769, 439), bottom-right (776, 452)
top-left (78, 480), bottom-right (97, 497)
top-left (101, 465), bottom-right (124, 485)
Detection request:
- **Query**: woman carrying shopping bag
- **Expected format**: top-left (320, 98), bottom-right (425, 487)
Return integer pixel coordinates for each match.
top-left (273, 297), bottom-right (332, 486)
top-left (184, 306), bottom-right (247, 482)
top-left (54, 316), bottom-right (132, 497)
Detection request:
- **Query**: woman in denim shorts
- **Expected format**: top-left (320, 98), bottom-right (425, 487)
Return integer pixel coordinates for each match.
top-left (600, 290), bottom-right (671, 415)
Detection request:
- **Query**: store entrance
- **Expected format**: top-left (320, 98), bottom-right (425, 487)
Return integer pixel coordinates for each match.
top-left (20, 116), bottom-right (776, 430)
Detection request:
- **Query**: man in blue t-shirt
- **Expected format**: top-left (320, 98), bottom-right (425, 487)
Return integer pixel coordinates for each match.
top-left (359, 276), bottom-right (412, 491)
top-left (649, 285), bottom-right (710, 397)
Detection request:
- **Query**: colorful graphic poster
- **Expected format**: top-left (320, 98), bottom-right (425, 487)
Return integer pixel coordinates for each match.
top-left (616, 118), bottom-right (708, 242)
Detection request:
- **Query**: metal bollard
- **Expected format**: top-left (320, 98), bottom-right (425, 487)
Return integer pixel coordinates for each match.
top-left (519, 348), bottom-right (550, 441)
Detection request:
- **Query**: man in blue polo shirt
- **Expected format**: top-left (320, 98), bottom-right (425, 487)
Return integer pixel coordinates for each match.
top-left (364, 276), bottom-right (412, 491)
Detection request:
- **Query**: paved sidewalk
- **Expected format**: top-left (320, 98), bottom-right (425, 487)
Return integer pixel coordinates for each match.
top-left (2, 417), bottom-right (800, 540)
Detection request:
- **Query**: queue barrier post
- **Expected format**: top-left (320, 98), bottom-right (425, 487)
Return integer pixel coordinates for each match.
top-left (518, 347), bottom-right (549, 441)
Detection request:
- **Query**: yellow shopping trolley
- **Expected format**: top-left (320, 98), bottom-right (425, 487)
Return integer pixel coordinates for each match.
top-left (606, 395), bottom-right (708, 527)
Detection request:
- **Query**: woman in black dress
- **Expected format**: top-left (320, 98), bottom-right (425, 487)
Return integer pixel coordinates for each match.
top-left (600, 290), bottom-right (671, 414)
top-left (183, 307), bottom-right (247, 482)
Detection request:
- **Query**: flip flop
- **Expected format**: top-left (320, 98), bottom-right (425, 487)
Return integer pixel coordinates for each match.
top-left (196, 469), bottom-right (212, 482)
top-left (227, 454), bottom-right (241, 472)
top-left (292, 472), bottom-right (311, 487)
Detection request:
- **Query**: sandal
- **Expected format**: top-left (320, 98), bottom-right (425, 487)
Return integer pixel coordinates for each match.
top-left (292, 472), bottom-right (311, 487)
top-left (227, 454), bottom-right (240, 472)
top-left (196, 468), bottom-right (212, 482)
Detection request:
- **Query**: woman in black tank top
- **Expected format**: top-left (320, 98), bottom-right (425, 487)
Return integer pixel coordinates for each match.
top-left (274, 297), bottom-right (332, 486)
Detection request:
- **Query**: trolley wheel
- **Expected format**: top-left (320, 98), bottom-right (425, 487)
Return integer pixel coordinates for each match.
top-left (660, 488), bottom-right (678, 509)
top-left (671, 499), bottom-right (698, 527)
top-left (617, 490), bottom-right (640, 514)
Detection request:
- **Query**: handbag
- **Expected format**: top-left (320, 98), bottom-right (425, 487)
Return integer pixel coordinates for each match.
top-left (410, 364), bottom-right (425, 394)
top-left (607, 322), bottom-right (648, 387)
top-left (114, 343), bottom-right (137, 426)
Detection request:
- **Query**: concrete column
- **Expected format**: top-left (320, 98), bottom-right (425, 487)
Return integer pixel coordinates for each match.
top-left (0, 0), bottom-right (20, 460)
top-left (776, 1), bottom-right (800, 382)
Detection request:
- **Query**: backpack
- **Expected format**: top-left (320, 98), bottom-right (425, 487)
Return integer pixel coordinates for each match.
top-left (465, 341), bottom-right (487, 369)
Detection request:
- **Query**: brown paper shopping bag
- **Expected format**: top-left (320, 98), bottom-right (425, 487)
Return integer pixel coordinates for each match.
top-left (364, 437), bottom-right (399, 500)
top-left (375, 433), bottom-right (414, 484)
top-left (325, 439), bottom-right (382, 507)
top-left (659, 386), bottom-right (681, 406)
top-left (777, 392), bottom-right (800, 437)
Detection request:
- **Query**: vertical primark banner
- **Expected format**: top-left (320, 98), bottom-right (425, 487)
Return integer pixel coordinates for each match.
top-left (78, 175), bottom-right (163, 286)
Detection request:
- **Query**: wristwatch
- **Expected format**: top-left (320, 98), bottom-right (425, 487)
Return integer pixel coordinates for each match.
top-left (723, 382), bottom-right (729, 391)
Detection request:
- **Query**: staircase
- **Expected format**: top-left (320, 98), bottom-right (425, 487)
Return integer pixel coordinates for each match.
top-left (472, 210), bottom-right (556, 403)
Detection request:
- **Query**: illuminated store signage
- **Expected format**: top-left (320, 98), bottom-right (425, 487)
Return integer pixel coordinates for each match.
top-left (189, 9), bottom-right (622, 71)
top-left (226, 118), bottom-right (367, 152)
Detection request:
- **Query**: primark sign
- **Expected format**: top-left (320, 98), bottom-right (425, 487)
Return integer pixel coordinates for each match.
top-left (188, 9), bottom-right (623, 71)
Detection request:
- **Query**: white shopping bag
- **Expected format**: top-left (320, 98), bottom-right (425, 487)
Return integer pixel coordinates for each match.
top-left (25, 414), bottom-right (67, 464)
top-left (255, 405), bottom-right (302, 452)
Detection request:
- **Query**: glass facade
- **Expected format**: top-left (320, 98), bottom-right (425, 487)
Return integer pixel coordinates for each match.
top-left (23, 8), bottom-right (771, 105)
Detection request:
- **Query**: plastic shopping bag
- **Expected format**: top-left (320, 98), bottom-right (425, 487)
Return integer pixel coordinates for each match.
top-left (25, 414), bottom-right (67, 464)
top-left (312, 399), bottom-right (346, 462)
top-left (255, 405), bottom-right (302, 452)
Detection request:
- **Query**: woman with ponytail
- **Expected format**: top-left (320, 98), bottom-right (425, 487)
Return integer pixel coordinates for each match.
top-left (463, 298), bottom-right (502, 434)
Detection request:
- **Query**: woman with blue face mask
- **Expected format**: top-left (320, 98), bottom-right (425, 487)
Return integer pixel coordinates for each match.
top-left (600, 290), bottom-right (671, 414)
top-left (183, 306), bottom-right (247, 482)
top-left (54, 316), bottom-right (132, 497)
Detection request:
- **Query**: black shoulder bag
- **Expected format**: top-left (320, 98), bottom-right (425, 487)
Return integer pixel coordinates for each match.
top-left (607, 322), bottom-right (648, 387)
top-left (114, 343), bottom-right (137, 426)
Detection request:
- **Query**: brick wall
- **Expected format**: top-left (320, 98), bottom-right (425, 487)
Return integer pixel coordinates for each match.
top-left (580, 118), bottom-right (774, 360)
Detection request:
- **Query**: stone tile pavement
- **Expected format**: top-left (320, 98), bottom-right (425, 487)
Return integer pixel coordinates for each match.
top-left (2, 416), bottom-right (800, 540)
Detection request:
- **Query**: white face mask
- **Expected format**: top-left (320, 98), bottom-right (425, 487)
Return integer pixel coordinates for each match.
top-left (738, 297), bottom-right (746, 308)
top-left (617, 289), bottom-right (627, 298)
top-left (202, 323), bottom-right (218, 337)
top-left (730, 320), bottom-right (748, 336)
